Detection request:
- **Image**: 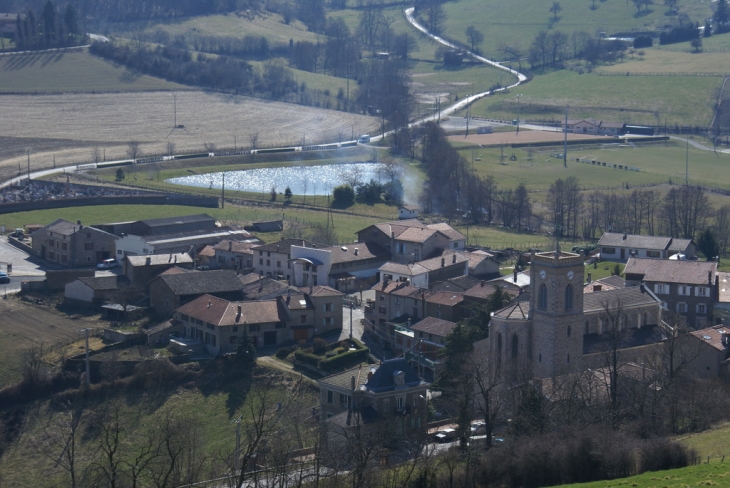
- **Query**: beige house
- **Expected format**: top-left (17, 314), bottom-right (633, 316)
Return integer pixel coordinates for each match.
top-left (252, 238), bottom-right (320, 280)
top-left (32, 219), bottom-right (118, 267)
top-left (356, 219), bottom-right (465, 264)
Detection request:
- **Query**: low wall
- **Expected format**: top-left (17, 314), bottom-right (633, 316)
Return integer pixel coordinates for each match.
top-left (103, 328), bottom-right (146, 344)
top-left (6, 236), bottom-right (33, 254)
top-left (21, 280), bottom-right (46, 292)
top-left (47, 269), bottom-right (94, 291)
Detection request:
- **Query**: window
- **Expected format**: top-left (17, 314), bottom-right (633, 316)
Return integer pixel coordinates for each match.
top-left (117, 250), bottom-right (122, 255)
top-left (62, 243), bottom-right (67, 250)
top-left (567, 354), bottom-right (570, 363)
top-left (511, 335), bottom-right (518, 358)
top-left (602, 247), bottom-right (616, 254)
top-left (565, 284), bottom-right (574, 311)
top-left (647, 250), bottom-right (660, 258)
top-left (87, 232), bottom-right (91, 238)
top-left (397, 396), bottom-right (405, 409)
top-left (567, 325), bottom-right (572, 338)
top-left (414, 249), bottom-right (420, 261)
top-left (266, 260), bottom-right (270, 266)
top-left (301, 314), bottom-right (307, 323)
top-left (697, 303), bottom-right (707, 314)
top-left (250, 324), bottom-right (260, 332)
top-left (84, 242), bottom-right (94, 250)
top-left (327, 391), bottom-right (333, 404)
top-left (324, 317), bottom-right (333, 326)
top-left (538, 284), bottom-right (547, 311)
top-left (696, 286), bottom-right (709, 297)
top-left (654, 284), bottom-right (669, 294)
top-left (324, 303), bottom-right (333, 312)
top-left (61, 255), bottom-right (67, 263)
top-left (678, 285), bottom-right (691, 296)
top-left (49, 239), bottom-right (54, 247)
top-left (267, 252), bottom-right (271, 257)
top-left (276, 322), bottom-right (286, 329)
top-left (452, 242), bottom-right (458, 248)
top-left (676, 302), bottom-right (688, 313)
top-left (380, 295), bottom-right (385, 301)
top-left (232, 326), bottom-right (238, 332)
top-left (277, 261), bottom-right (281, 268)
top-left (259, 258), bottom-right (263, 265)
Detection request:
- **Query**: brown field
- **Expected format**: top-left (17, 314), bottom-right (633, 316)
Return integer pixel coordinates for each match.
top-left (0, 298), bottom-right (99, 387)
top-left (450, 131), bottom-right (611, 146)
top-left (0, 91), bottom-right (380, 181)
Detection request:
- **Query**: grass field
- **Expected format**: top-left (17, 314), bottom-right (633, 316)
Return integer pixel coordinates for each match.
top-left (554, 462), bottom-right (730, 488)
top-left (0, 50), bottom-right (184, 93)
top-left (677, 422), bottom-right (730, 461)
top-left (471, 69), bottom-right (722, 127)
top-left (596, 48), bottom-right (730, 75)
top-left (440, 0), bottom-right (714, 59)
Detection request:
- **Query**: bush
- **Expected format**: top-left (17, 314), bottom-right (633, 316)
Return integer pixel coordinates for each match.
top-left (325, 350), bottom-right (338, 358)
top-left (633, 35), bottom-right (653, 48)
top-left (312, 337), bottom-right (328, 355)
top-left (638, 438), bottom-right (699, 473)
top-left (332, 184), bottom-right (355, 206)
top-left (294, 350), bottom-right (320, 367)
top-left (275, 347), bottom-right (293, 359)
top-left (318, 346), bottom-right (369, 373)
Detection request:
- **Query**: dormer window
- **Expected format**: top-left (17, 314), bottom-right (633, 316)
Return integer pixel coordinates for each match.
top-left (393, 370), bottom-right (406, 388)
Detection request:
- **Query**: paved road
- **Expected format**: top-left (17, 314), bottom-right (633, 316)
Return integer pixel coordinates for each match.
top-left (0, 236), bottom-right (45, 277)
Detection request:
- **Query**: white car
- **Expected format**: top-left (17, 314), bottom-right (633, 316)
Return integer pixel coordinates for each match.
top-left (97, 258), bottom-right (118, 269)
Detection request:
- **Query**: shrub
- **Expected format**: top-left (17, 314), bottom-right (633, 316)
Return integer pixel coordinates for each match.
top-left (294, 350), bottom-right (320, 367)
top-left (319, 346), bottom-right (369, 373)
top-left (633, 35), bottom-right (653, 48)
top-left (325, 350), bottom-right (337, 358)
top-left (333, 184), bottom-right (355, 206)
top-left (312, 337), bottom-right (328, 355)
top-left (275, 347), bottom-right (292, 359)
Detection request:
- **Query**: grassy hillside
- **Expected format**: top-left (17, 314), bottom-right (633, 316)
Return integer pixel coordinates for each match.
top-left (555, 462), bottom-right (730, 488)
top-left (0, 50), bottom-right (184, 93)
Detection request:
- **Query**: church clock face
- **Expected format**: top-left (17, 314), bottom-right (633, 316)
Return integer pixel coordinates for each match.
top-left (567, 271), bottom-right (574, 280)
top-left (540, 270), bottom-right (546, 279)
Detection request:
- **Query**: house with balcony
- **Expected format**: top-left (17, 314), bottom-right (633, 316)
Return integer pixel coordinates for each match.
top-left (252, 238), bottom-right (320, 281)
top-left (624, 257), bottom-right (717, 328)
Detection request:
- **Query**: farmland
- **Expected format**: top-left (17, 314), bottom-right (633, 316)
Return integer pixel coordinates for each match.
top-left (0, 90), bottom-right (379, 182)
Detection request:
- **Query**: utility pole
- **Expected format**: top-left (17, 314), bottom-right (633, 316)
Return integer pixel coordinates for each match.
top-left (26, 149), bottom-right (31, 182)
top-left (563, 105), bottom-right (569, 168)
top-left (516, 94), bottom-right (522, 134)
top-left (233, 416), bottom-right (242, 473)
top-left (349, 302), bottom-right (353, 340)
top-left (686, 135), bottom-right (689, 185)
top-left (221, 171), bottom-right (226, 208)
top-left (171, 91), bottom-right (177, 128)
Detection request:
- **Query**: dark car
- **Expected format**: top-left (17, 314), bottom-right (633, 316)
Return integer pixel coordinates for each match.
top-left (0, 272), bottom-right (10, 284)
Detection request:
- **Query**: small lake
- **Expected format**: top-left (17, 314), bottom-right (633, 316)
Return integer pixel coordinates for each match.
top-left (166, 162), bottom-right (390, 195)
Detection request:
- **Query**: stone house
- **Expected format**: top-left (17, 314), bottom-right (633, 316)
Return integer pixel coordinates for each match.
top-left (378, 251), bottom-right (468, 289)
top-left (356, 219), bottom-right (465, 264)
top-left (32, 219), bottom-right (118, 267)
top-left (64, 276), bottom-right (124, 305)
top-left (624, 257), bottom-right (717, 328)
top-left (124, 253), bottom-right (193, 291)
top-left (252, 238), bottom-right (320, 280)
top-left (149, 269), bottom-right (246, 315)
top-left (425, 291), bottom-right (465, 322)
top-left (213, 239), bottom-right (255, 270)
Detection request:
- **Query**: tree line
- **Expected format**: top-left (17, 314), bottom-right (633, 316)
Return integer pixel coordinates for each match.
top-left (13, 0), bottom-right (84, 50)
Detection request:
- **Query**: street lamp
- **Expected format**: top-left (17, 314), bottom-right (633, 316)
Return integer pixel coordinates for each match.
top-left (516, 94), bottom-right (522, 135)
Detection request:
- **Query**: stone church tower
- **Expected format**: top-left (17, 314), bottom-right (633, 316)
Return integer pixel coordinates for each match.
top-left (529, 251), bottom-right (585, 378)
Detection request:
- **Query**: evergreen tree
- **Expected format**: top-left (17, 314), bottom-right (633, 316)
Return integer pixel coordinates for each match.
top-left (236, 329), bottom-right (257, 371)
top-left (42, 0), bottom-right (56, 48)
top-left (64, 4), bottom-right (79, 37)
top-left (697, 228), bottom-right (720, 260)
top-left (715, 0), bottom-right (729, 32)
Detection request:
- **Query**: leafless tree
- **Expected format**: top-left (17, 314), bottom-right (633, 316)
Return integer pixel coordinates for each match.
top-left (204, 142), bottom-right (216, 153)
top-left (90, 145), bottom-right (102, 164)
top-left (166, 141), bottom-right (176, 157)
top-left (34, 400), bottom-right (87, 488)
top-left (145, 411), bottom-right (207, 488)
top-left (249, 132), bottom-right (259, 151)
top-left (340, 166), bottom-right (363, 187)
top-left (86, 403), bottom-right (124, 488)
top-left (302, 175), bottom-right (309, 204)
top-left (126, 141), bottom-right (142, 163)
top-left (20, 342), bottom-right (48, 387)
top-left (597, 297), bottom-right (632, 429)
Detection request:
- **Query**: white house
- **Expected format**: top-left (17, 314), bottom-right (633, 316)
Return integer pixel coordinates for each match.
top-left (398, 205), bottom-right (420, 220)
top-left (290, 246), bottom-right (332, 288)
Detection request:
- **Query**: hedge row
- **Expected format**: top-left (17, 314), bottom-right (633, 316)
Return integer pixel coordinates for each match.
top-left (293, 338), bottom-right (369, 373)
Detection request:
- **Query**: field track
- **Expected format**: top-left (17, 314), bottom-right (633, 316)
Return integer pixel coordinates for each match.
top-left (0, 91), bottom-right (379, 182)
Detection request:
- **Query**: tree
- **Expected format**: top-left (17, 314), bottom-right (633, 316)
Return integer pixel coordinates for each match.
top-left (126, 141), bottom-right (141, 163)
top-left (284, 186), bottom-right (293, 202)
top-left (697, 228), bottom-right (720, 260)
top-left (691, 37), bottom-right (702, 52)
top-left (248, 132), bottom-right (259, 151)
top-left (42, 0), bottom-right (57, 48)
top-left (465, 25), bottom-right (484, 53)
top-left (270, 186), bottom-right (277, 202)
top-left (235, 329), bottom-right (257, 371)
top-left (715, 0), bottom-right (729, 32)
top-left (203, 142), bottom-right (216, 153)
top-left (35, 400), bottom-right (87, 488)
top-left (550, 1), bottom-right (562, 20)
top-left (333, 184), bottom-right (355, 206)
top-left (90, 145), bottom-right (102, 164)
top-left (422, 0), bottom-right (447, 34)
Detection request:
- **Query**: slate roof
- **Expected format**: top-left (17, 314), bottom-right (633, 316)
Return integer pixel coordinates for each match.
top-left (493, 302), bottom-right (530, 320)
top-left (78, 276), bottom-right (121, 291)
top-left (364, 358), bottom-right (426, 392)
top-left (127, 253), bottom-right (192, 267)
top-left (598, 232), bottom-right (693, 252)
top-left (253, 238), bottom-right (319, 254)
top-left (624, 257), bottom-right (716, 285)
top-left (214, 239), bottom-right (256, 253)
top-left (324, 242), bottom-right (390, 264)
top-left (157, 270), bottom-right (244, 295)
top-left (176, 294), bottom-right (287, 326)
top-left (319, 364), bottom-right (370, 391)
top-left (38, 219), bottom-right (116, 238)
top-left (396, 226), bottom-right (441, 244)
top-left (411, 316), bottom-right (457, 338)
top-left (689, 325), bottom-right (730, 352)
top-left (582, 286), bottom-right (660, 313)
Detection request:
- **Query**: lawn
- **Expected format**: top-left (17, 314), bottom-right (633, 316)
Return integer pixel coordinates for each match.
top-left (472, 69), bottom-right (722, 127)
top-left (439, 0), bottom-right (714, 59)
top-left (677, 422), bottom-right (730, 461)
top-left (0, 50), bottom-right (184, 93)
top-left (596, 48), bottom-right (730, 75)
top-left (554, 462), bottom-right (730, 488)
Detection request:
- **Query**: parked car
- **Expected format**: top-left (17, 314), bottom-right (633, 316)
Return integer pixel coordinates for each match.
top-left (0, 272), bottom-right (10, 284)
top-left (97, 258), bottom-right (118, 269)
top-left (435, 428), bottom-right (456, 443)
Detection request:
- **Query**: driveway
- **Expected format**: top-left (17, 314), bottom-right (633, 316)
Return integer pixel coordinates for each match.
top-left (0, 236), bottom-right (45, 277)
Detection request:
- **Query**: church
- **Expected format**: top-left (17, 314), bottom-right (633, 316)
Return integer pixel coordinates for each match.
top-left (486, 250), bottom-right (663, 379)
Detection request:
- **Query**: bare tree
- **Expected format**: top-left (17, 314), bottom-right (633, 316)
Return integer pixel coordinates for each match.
top-left (203, 142), bottom-right (216, 154)
top-left (20, 342), bottom-right (48, 387)
top-left (126, 141), bottom-right (142, 163)
top-left (87, 403), bottom-right (124, 488)
top-left (302, 175), bottom-right (309, 204)
top-left (249, 132), bottom-right (259, 151)
top-left (166, 141), bottom-right (176, 157)
top-left (34, 400), bottom-right (87, 488)
top-left (550, 1), bottom-right (562, 20)
top-left (90, 145), bottom-right (102, 164)
top-left (465, 25), bottom-right (484, 53)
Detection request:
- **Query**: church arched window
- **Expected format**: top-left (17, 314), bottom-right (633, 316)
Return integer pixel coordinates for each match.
top-left (538, 284), bottom-right (547, 311)
top-left (565, 284), bottom-right (573, 312)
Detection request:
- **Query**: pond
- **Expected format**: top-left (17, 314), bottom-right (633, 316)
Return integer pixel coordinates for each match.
top-left (166, 162), bottom-right (391, 195)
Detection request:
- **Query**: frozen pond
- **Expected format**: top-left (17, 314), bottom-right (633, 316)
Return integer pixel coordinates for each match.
top-left (166, 162), bottom-right (390, 195)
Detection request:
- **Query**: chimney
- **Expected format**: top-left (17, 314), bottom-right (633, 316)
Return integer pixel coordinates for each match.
top-left (236, 305), bottom-right (241, 321)
top-left (146, 256), bottom-right (151, 266)
top-left (174, 255), bottom-right (177, 263)
top-left (207, 300), bottom-right (212, 308)
top-left (513, 268), bottom-right (517, 283)
top-left (168, 254), bottom-right (172, 262)
top-left (622, 233), bottom-right (627, 240)
top-left (480, 280), bottom-right (485, 287)
top-left (587, 273), bottom-right (592, 283)
top-left (351, 375), bottom-right (356, 391)
top-left (721, 331), bottom-right (728, 347)
top-left (452, 254), bottom-right (456, 264)
top-left (229, 241), bottom-right (232, 251)
top-left (309, 285), bottom-right (313, 295)
top-left (441, 258), bottom-right (445, 268)
top-left (354, 247), bottom-right (359, 256)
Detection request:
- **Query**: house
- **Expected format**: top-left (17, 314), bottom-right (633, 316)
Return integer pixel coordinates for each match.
top-left (0, 13), bottom-right (19, 40)
top-left (714, 271), bottom-right (730, 325)
top-left (304, 285), bottom-right (345, 335)
top-left (461, 250), bottom-right (500, 278)
top-left (123, 253), bottom-right (194, 291)
top-left (149, 269), bottom-right (246, 315)
top-left (598, 232), bottom-right (695, 262)
top-left (196, 245), bottom-right (217, 269)
top-left (379, 252), bottom-right (469, 289)
top-left (562, 118), bottom-right (624, 136)
top-left (679, 325), bottom-right (730, 379)
top-left (241, 275), bottom-right (293, 300)
top-left (95, 214), bottom-right (217, 237)
top-left (318, 359), bottom-right (429, 448)
top-left (409, 317), bottom-right (457, 376)
top-left (290, 242), bottom-right (391, 291)
top-left (624, 257), bottom-right (717, 328)
top-left (65, 276), bottom-right (127, 306)
top-left (31, 219), bottom-right (118, 267)
top-left (366, 281), bottom-right (426, 328)
top-left (398, 205), bottom-right (420, 220)
top-left (252, 238), bottom-right (320, 280)
top-left (488, 269), bottom-right (531, 292)
top-left (213, 239), bottom-right (255, 270)
top-left (426, 291), bottom-right (465, 322)
top-left (173, 294), bottom-right (289, 352)
top-left (356, 219), bottom-right (465, 264)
